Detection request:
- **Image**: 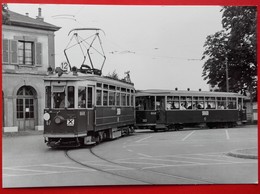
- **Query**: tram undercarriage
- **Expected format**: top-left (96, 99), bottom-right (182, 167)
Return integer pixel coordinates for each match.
top-left (45, 126), bottom-right (135, 148)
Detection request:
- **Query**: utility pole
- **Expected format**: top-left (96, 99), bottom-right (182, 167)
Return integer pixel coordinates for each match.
top-left (225, 56), bottom-right (229, 92)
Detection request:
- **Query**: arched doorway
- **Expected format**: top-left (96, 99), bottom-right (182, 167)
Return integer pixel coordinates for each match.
top-left (16, 86), bottom-right (37, 131)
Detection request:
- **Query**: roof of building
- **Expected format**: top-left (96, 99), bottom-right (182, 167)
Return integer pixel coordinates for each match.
top-left (5, 10), bottom-right (60, 31)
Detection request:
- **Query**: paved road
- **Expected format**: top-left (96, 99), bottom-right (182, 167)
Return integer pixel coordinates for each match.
top-left (3, 125), bottom-right (258, 188)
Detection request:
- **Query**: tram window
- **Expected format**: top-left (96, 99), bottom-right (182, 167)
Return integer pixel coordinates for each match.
top-left (186, 96), bottom-right (192, 109)
top-left (116, 93), bottom-right (120, 106)
top-left (227, 97), bottom-right (236, 109)
top-left (67, 86), bottom-right (75, 108)
top-left (136, 96), bottom-right (155, 110)
top-left (53, 91), bottom-right (65, 108)
top-left (131, 95), bottom-right (134, 107)
top-left (103, 91), bottom-right (108, 106)
top-left (78, 87), bottom-right (86, 108)
top-left (167, 96), bottom-right (179, 110)
top-left (97, 83), bottom-right (102, 88)
top-left (238, 98), bottom-right (243, 110)
top-left (205, 97), bottom-right (216, 109)
top-left (217, 97), bottom-right (226, 109)
top-left (121, 88), bottom-right (126, 92)
top-left (156, 96), bottom-right (165, 110)
top-left (197, 97), bottom-right (204, 109)
top-left (96, 90), bottom-right (102, 106)
top-left (127, 94), bottom-right (130, 106)
top-left (109, 91), bottom-right (116, 106)
top-left (166, 96), bottom-right (173, 110)
top-left (109, 85), bottom-right (116, 90)
top-left (103, 84), bottom-right (108, 89)
top-left (180, 96), bottom-right (187, 109)
top-left (121, 93), bottom-right (126, 106)
top-left (45, 86), bottom-right (51, 108)
top-left (87, 87), bottom-right (93, 108)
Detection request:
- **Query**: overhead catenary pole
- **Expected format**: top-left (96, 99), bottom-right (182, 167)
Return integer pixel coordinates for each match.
top-left (225, 56), bottom-right (229, 92)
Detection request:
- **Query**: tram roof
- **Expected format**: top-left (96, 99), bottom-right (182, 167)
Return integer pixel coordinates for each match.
top-left (44, 71), bottom-right (135, 88)
top-left (136, 89), bottom-right (247, 98)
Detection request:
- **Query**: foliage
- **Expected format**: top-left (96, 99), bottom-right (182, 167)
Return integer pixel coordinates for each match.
top-left (106, 70), bottom-right (119, 80)
top-left (202, 6), bottom-right (257, 100)
top-left (2, 4), bottom-right (10, 25)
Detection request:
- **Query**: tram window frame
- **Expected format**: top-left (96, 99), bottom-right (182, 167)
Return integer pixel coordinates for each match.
top-left (78, 86), bottom-right (86, 108)
top-left (96, 89), bottom-right (102, 106)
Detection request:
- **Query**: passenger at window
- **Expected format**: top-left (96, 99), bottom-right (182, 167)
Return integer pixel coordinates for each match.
top-left (60, 96), bottom-right (70, 108)
top-left (78, 96), bottom-right (86, 108)
top-left (180, 103), bottom-right (186, 110)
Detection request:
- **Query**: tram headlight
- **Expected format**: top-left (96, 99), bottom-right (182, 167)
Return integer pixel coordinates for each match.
top-left (43, 113), bottom-right (50, 121)
top-left (54, 115), bottom-right (65, 124)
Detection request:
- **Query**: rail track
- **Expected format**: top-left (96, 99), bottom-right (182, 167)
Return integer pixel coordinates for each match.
top-left (64, 143), bottom-right (214, 185)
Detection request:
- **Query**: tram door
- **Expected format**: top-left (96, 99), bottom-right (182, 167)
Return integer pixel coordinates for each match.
top-left (156, 96), bottom-right (166, 124)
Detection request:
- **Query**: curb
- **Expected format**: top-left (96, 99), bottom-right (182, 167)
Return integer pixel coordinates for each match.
top-left (227, 149), bottom-right (258, 159)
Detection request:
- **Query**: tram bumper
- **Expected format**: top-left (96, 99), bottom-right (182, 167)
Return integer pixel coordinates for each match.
top-left (44, 136), bottom-right (81, 148)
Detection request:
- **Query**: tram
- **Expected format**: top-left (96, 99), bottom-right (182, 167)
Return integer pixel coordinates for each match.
top-left (43, 29), bottom-right (135, 148)
top-left (135, 89), bottom-right (248, 131)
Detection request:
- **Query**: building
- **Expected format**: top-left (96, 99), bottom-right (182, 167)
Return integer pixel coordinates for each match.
top-left (2, 8), bottom-right (60, 132)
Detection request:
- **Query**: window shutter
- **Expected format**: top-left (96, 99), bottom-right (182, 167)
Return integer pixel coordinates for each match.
top-left (35, 42), bottom-right (42, 65)
top-left (10, 40), bottom-right (18, 64)
top-left (2, 39), bottom-right (9, 64)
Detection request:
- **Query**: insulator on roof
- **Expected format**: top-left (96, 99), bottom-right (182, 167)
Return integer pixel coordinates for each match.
top-left (187, 88), bottom-right (190, 91)
top-left (175, 87), bottom-right (178, 91)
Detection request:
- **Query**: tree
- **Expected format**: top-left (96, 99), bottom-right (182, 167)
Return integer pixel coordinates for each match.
top-left (2, 4), bottom-right (10, 25)
top-left (106, 70), bottom-right (119, 80)
top-left (202, 6), bottom-right (257, 101)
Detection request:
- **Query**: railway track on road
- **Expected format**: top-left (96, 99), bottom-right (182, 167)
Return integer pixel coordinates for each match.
top-left (64, 143), bottom-right (214, 185)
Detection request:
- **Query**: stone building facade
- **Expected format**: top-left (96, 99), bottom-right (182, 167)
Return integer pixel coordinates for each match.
top-left (2, 8), bottom-right (60, 132)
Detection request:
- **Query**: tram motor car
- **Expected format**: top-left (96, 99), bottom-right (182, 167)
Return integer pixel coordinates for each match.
top-left (43, 28), bottom-right (135, 148)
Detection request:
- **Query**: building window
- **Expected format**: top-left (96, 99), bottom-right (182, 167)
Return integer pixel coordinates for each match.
top-left (18, 41), bottom-right (33, 65)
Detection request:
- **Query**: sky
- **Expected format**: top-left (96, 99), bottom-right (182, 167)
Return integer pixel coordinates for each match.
top-left (8, 4), bottom-right (224, 91)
